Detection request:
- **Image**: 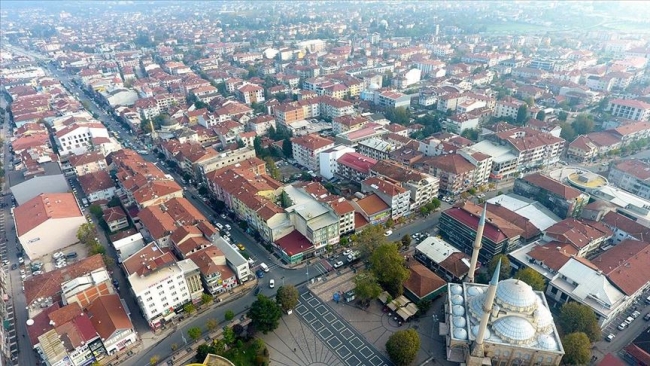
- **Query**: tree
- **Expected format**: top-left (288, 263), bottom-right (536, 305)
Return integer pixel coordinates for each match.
top-left (573, 113), bottom-right (595, 135)
top-left (370, 243), bottom-right (410, 296)
top-left (248, 294), bottom-right (282, 334)
top-left (279, 190), bottom-right (293, 208)
top-left (385, 329), bottom-right (420, 366)
top-left (488, 254), bottom-right (511, 280)
top-left (357, 225), bottom-right (389, 259)
top-left (76, 223), bottom-right (96, 244)
top-left (536, 110), bottom-right (546, 121)
top-left (212, 339), bottom-right (227, 355)
top-left (353, 273), bottom-right (382, 305)
top-left (149, 356), bottom-right (160, 366)
top-left (558, 110), bottom-right (568, 121)
top-left (222, 325), bottom-right (236, 345)
top-left (557, 302), bottom-right (601, 342)
top-left (401, 234), bottom-right (412, 249)
top-left (253, 136), bottom-right (266, 157)
top-left (206, 318), bottom-right (219, 332)
top-left (264, 157), bottom-right (280, 180)
top-left (430, 198), bottom-right (441, 210)
top-left (187, 327), bottom-right (202, 342)
top-left (184, 303), bottom-right (196, 315)
top-left (195, 344), bottom-right (211, 362)
top-left (561, 332), bottom-right (591, 365)
top-left (461, 128), bottom-right (479, 141)
top-left (384, 107), bottom-right (411, 125)
top-left (89, 204), bottom-right (103, 219)
top-left (516, 104), bottom-right (528, 125)
top-left (276, 285), bottom-right (299, 312)
top-left (201, 293), bottom-right (213, 305)
top-left (224, 309), bottom-right (235, 321)
top-left (232, 323), bottom-right (245, 338)
top-left (525, 96), bottom-right (535, 107)
top-left (560, 122), bottom-right (577, 142)
top-left (282, 138), bottom-right (293, 158)
top-left (513, 268), bottom-right (546, 291)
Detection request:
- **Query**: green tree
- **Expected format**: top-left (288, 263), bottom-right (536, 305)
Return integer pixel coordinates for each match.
top-left (384, 107), bottom-right (411, 125)
top-left (513, 267), bottom-right (546, 291)
top-left (488, 254), bottom-right (511, 280)
top-left (264, 157), bottom-right (280, 180)
top-left (224, 309), bottom-right (235, 321)
top-left (357, 225), bottom-right (389, 259)
top-left (536, 110), bottom-right (546, 121)
top-left (401, 234), bottom-right (412, 249)
top-left (573, 113), bottom-right (595, 135)
top-left (212, 339), bottom-right (227, 355)
top-left (184, 303), bottom-right (196, 315)
top-left (201, 293), bottom-right (213, 305)
top-left (282, 138), bottom-right (293, 158)
top-left (89, 204), bottom-right (103, 219)
top-left (560, 122), bottom-right (577, 142)
top-left (222, 325), bottom-right (236, 345)
top-left (525, 96), bottom-right (535, 107)
top-left (385, 329), bottom-right (420, 366)
top-left (279, 190), bottom-right (293, 208)
top-left (370, 243), bottom-right (410, 296)
top-left (248, 294), bottom-right (282, 334)
top-left (195, 344), bottom-right (211, 362)
top-left (561, 332), bottom-right (591, 365)
top-left (516, 104), bottom-right (528, 125)
top-left (149, 356), bottom-right (160, 366)
top-left (558, 110), bottom-right (568, 121)
top-left (461, 128), bottom-right (479, 141)
top-left (430, 198), bottom-right (441, 210)
top-left (420, 206), bottom-right (430, 216)
top-left (253, 136), bottom-right (266, 157)
top-left (206, 318), bottom-right (218, 332)
top-left (187, 326), bottom-right (202, 342)
top-left (276, 285), bottom-right (299, 312)
top-left (557, 302), bottom-right (601, 342)
top-left (76, 223), bottom-right (96, 244)
top-left (353, 273), bottom-right (383, 305)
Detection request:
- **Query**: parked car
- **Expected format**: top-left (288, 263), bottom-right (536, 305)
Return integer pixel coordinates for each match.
top-left (237, 243), bottom-right (245, 251)
top-left (269, 279), bottom-right (275, 288)
top-left (606, 334), bottom-right (615, 342)
top-left (644, 313), bottom-right (650, 321)
top-left (255, 269), bottom-right (264, 278)
top-left (384, 230), bottom-right (393, 237)
top-left (617, 322), bottom-right (628, 330)
top-left (333, 261), bottom-right (344, 268)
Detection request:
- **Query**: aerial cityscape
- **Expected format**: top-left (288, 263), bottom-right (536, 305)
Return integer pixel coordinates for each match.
top-left (1, 1), bottom-right (650, 365)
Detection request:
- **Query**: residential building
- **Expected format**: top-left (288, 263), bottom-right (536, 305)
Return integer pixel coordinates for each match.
top-left (513, 173), bottom-right (589, 219)
top-left (361, 176), bottom-right (411, 219)
top-left (236, 83), bottom-right (265, 105)
top-left (336, 152), bottom-right (377, 182)
top-left (54, 122), bottom-right (111, 157)
top-left (417, 154), bottom-right (476, 196)
top-left (318, 145), bottom-right (356, 180)
top-left (291, 134), bottom-right (335, 172)
top-left (7, 161), bottom-right (68, 205)
top-left (414, 236), bottom-right (472, 282)
top-left (489, 127), bottom-right (566, 170)
top-left (607, 99), bottom-right (650, 121)
top-left (86, 294), bottom-right (137, 356)
top-left (103, 206), bottom-right (129, 233)
top-left (187, 246), bottom-right (238, 295)
top-left (177, 258), bottom-right (204, 305)
top-left (247, 115), bottom-right (276, 136)
top-left (78, 170), bottom-right (116, 203)
top-left (543, 218), bottom-right (612, 257)
top-left (375, 90), bottom-right (411, 109)
top-left (356, 138), bottom-right (394, 161)
top-left (351, 193), bottom-right (392, 225)
top-left (212, 237), bottom-right (252, 282)
top-left (370, 160), bottom-right (439, 210)
top-left (14, 193), bottom-right (86, 260)
top-left (608, 159), bottom-right (650, 199)
top-left (67, 151), bottom-right (107, 177)
top-left (284, 184), bottom-right (341, 252)
top-left (470, 140), bottom-right (519, 180)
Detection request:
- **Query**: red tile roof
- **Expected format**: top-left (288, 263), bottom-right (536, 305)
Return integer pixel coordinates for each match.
top-left (14, 193), bottom-right (83, 236)
top-left (404, 261), bottom-right (446, 299)
top-left (521, 173), bottom-right (582, 200)
top-left (355, 193), bottom-right (390, 215)
top-left (275, 230), bottom-right (313, 256)
top-left (87, 294), bottom-right (134, 341)
top-left (337, 152), bottom-right (377, 174)
top-left (593, 239), bottom-right (650, 295)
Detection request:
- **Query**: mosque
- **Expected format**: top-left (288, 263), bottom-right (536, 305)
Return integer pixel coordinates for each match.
top-left (444, 205), bottom-right (565, 366)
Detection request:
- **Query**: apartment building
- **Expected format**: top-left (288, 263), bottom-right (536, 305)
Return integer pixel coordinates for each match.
top-left (332, 115), bottom-right (369, 134)
top-left (123, 243), bottom-right (193, 330)
top-left (608, 159), bottom-right (650, 199)
top-left (236, 83), bottom-right (265, 105)
top-left (494, 98), bottom-right (526, 119)
top-left (67, 151), bottom-right (108, 177)
top-left (187, 246), bottom-right (238, 295)
top-left (375, 90), bottom-right (411, 109)
top-left (318, 145), bottom-right (356, 180)
top-left (297, 181), bottom-right (356, 236)
top-left (361, 176), bottom-right (411, 219)
top-left (291, 134), bottom-right (335, 171)
top-left (490, 127), bottom-right (566, 171)
top-left (513, 173), bottom-right (589, 219)
top-left (608, 99), bottom-right (650, 121)
top-left (357, 138), bottom-right (394, 161)
top-left (54, 122), bottom-right (111, 157)
top-left (417, 153), bottom-right (476, 196)
top-left (336, 152), bottom-right (377, 182)
top-left (284, 184), bottom-right (341, 251)
top-left (370, 160), bottom-right (439, 210)
top-left (543, 218), bottom-right (612, 257)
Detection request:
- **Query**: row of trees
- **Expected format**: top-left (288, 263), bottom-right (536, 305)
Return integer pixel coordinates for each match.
top-left (76, 223), bottom-right (113, 267)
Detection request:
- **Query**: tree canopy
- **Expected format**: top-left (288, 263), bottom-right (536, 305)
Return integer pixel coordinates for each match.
top-left (353, 273), bottom-right (383, 305)
top-left (516, 104), bottom-right (528, 125)
top-left (384, 107), bottom-right (411, 125)
top-left (370, 243), bottom-right (410, 296)
top-left (557, 302), bottom-right (600, 342)
top-left (248, 294), bottom-right (282, 334)
top-left (513, 267), bottom-right (546, 291)
top-left (561, 332), bottom-right (591, 365)
top-left (357, 225), bottom-right (389, 258)
top-left (573, 113), bottom-right (595, 135)
top-left (276, 285), bottom-right (299, 312)
top-left (385, 329), bottom-right (420, 366)
top-left (488, 254), bottom-right (511, 280)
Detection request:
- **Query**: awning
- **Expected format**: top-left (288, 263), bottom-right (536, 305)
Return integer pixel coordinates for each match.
top-left (163, 312), bottom-right (176, 321)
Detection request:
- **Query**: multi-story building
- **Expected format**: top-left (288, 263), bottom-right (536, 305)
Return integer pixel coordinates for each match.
top-left (67, 151), bottom-right (108, 177)
top-left (543, 218), bottom-right (612, 257)
top-left (513, 173), bottom-right (590, 219)
top-left (291, 134), bottom-right (335, 172)
top-left (318, 145), bottom-right (356, 180)
top-left (361, 176), bottom-right (411, 219)
top-left (375, 90), bottom-right (411, 109)
top-left (370, 160), bottom-right (439, 210)
top-left (607, 99), bottom-right (650, 121)
top-left (54, 122), bottom-right (111, 157)
top-left (236, 83), bottom-right (265, 105)
top-left (86, 294), bottom-right (138, 356)
top-left (247, 115), bottom-right (276, 135)
top-left (418, 153), bottom-right (476, 196)
top-left (123, 243), bottom-right (193, 330)
top-left (494, 98), bottom-right (526, 119)
top-left (356, 138), bottom-right (394, 161)
top-left (284, 184), bottom-right (341, 252)
top-left (490, 127), bottom-right (566, 171)
top-left (608, 159), bottom-right (650, 199)
top-left (458, 148), bottom-right (492, 187)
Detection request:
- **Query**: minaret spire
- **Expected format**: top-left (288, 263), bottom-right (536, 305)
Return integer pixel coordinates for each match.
top-left (470, 259), bottom-right (500, 359)
top-left (466, 204), bottom-right (487, 283)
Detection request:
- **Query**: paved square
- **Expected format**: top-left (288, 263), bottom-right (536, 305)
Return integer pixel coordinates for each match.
top-left (318, 328), bottom-right (333, 340)
top-left (345, 355), bottom-right (361, 365)
top-left (315, 304), bottom-right (329, 315)
top-left (295, 304), bottom-right (308, 315)
top-left (303, 312), bottom-right (316, 322)
top-left (359, 346), bottom-right (373, 358)
top-left (336, 345), bottom-right (351, 358)
top-left (331, 320), bottom-right (345, 331)
top-left (323, 313), bottom-right (336, 323)
top-left (349, 337), bottom-right (363, 349)
top-left (369, 355), bottom-right (384, 366)
top-left (310, 320), bottom-right (325, 331)
top-left (301, 292), bottom-right (313, 300)
top-left (308, 298), bottom-right (320, 307)
top-left (327, 336), bottom-right (342, 348)
top-left (340, 328), bottom-right (354, 340)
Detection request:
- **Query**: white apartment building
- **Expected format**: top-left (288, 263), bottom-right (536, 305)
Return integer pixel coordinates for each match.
top-left (494, 99), bottom-right (525, 119)
top-left (292, 134), bottom-right (335, 172)
top-left (54, 122), bottom-right (110, 157)
top-left (375, 90), bottom-right (411, 109)
top-left (361, 176), bottom-right (411, 219)
top-left (124, 244), bottom-right (192, 329)
top-left (357, 138), bottom-right (394, 161)
top-left (608, 99), bottom-right (650, 121)
top-left (608, 159), bottom-right (650, 200)
top-left (319, 145), bottom-right (356, 180)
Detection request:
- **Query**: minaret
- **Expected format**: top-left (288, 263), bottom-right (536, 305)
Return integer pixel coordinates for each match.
top-left (468, 260), bottom-right (500, 364)
top-left (466, 204), bottom-right (487, 283)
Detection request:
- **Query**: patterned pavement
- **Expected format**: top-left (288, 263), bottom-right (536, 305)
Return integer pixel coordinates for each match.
top-left (295, 290), bottom-right (392, 366)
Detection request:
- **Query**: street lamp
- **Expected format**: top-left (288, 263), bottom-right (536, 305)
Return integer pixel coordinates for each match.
top-left (181, 330), bottom-right (187, 346)
top-left (281, 276), bottom-right (285, 286)
top-left (306, 262), bottom-right (309, 277)
top-left (430, 314), bottom-right (439, 342)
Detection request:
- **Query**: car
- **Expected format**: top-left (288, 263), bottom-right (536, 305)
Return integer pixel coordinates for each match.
top-left (625, 316), bottom-right (635, 325)
top-left (384, 230), bottom-right (393, 237)
top-left (606, 334), bottom-right (615, 342)
top-left (269, 279), bottom-right (275, 288)
top-left (632, 310), bottom-right (641, 319)
top-left (644, 313), bottom-right (650, 321)
top-left (225, 224), bottom-right (231, 230)
top-left (254, 287), bottom-right (261, 296)
top-left (617, 322), bottom-right (628, 330)
top-left (220, 214), bottom-right (226, 219)
top-left (10, 264), bottom-right (17, 270)
top-left (333, 261), bottom-right (344, 268)
top-left (255, 269), bottom-right (264, 278)
top-left (343, 249), bottom-right (352, 256)
top-left (237, 243), bottom-right (245, 251)
top-left (216, 223), bottom-right (224, 230)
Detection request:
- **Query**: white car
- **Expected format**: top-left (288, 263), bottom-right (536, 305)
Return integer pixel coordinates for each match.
top-left (384, 230), bottom-right (393, 237)
top-left (225, 224), bottom-right (231, 230)
top-left (606, 334), bottom-right (615, 342)
top-left (343, 249), bottom-right (352, 256)
top-left (269, 279), bottom-right (275, 288)
top-left (216, 223), bottom-right (223, 230)
top-left (333, 261), bottom-right (344, 268)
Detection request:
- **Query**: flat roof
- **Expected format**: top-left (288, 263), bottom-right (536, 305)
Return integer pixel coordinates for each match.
top-left (471, 140), bottom-right (518, 163)
top-left (128, 263), bottom-right (182, 294)
top-left (487, 194), bottom-right (560, 231)
top-left (416, 236), bottom-right (466, 265)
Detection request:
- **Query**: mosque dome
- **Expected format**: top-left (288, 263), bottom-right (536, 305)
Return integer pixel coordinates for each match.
top-left (453, 328), bottom-right (468, 340)
top-left (452, 305), bottom-right (466, 316)
top-left (471, 324), bottom-right (491, 339)
top-left (468, 293), bottom-right (486, 320)
top-left (451, 295), bottom-right (464, 305)
top-left (537, 334), bottom-right (559, 350)
top-left (534, 306), bottom-right (554, 333)
top-left (453, 316), bottom-right (467, 328)
top-left (495, 279), bottom-right (538, 311)
top-left (368, 83), bottom-right (380, 90)
top-left (467, 286), bottom-right (484, 297)
top-left (450, 284), bottom-right (463, 295)
top-left (493, 316), bottom-right (536, 344)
